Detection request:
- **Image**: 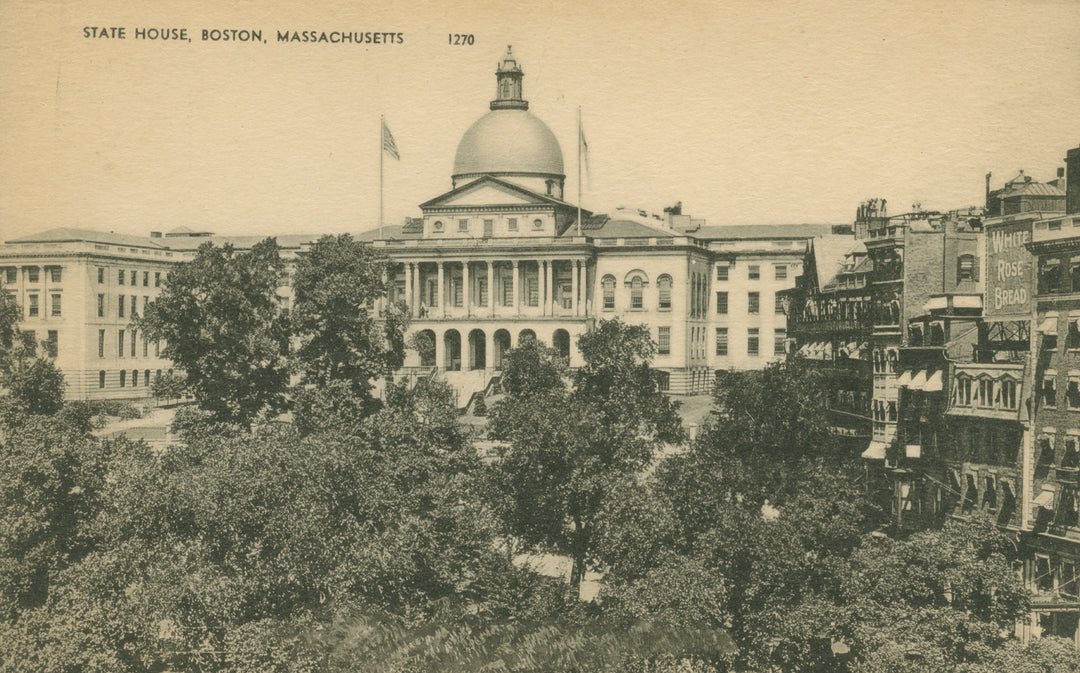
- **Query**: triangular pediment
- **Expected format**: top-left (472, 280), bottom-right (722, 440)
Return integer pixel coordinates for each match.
top-left (420, 176), bottom-right (566, 211)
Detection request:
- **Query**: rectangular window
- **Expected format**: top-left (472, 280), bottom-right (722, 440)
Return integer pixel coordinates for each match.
top-left (527, 277), bottom-right (538, 306)
top-left (118, 330), bottom-right (125, 358)
top-left (131, 295), bottom-right (137, 317)
top-left (716, 265), bottom-right (729, 281)
top-left (50, 293), bottom-right (61, 317)
top-left (98, 329), bottom-right (105, 358)
top-left (119, 269), bottom-right (125, 285)
top-left (27, 267), bottom-right (39, 283)
top-left (502, 275), bottom-right (514, 306)
top-left (49, 267), bottom-right (62, 283)
top-left (98, 294), bottom-right (105, 317)
top-left (716, 291), bottom-right (728, 314)
top-left (630, 279), bottom-right (644, 310)
top-left (99, 371), bottom-right (106, 389)
top-left (154, 272), bottom-right (161, 287)
top-left (955, 378), bottom-right (972, 406)
top-left (748, 291), bottom-right (760, 314)
top-left (748, 265), bottom-right (760, 280)
top-left (143, 271), bottom-right (149, 287)
top-left (45, 331), bottom-right (57, 358)
top-left (118, 297), bottom-right (125, 318)
top-left (97, 267), bottom-right (104, 284)
top-left (507, 217), bottom-right (518, 232)
top-left (774, 328), bottom-right (786, 355)
top-left (977, 379), bottom-right (993, 407)
top-left (1043, 376), bottom-right (1057, 408)
top-left (715, 327), bottom-right (728, 356)
top-left (657, 327), bottom-right (671, 355)
top-left (775, 295), bottom-right (785, 314)
top-left (658, 280), bottom-right (671, 310)
top-left (458, 218), bottom-right (468, 232)
top-left (1069, 379), bottom-right (1080, 410)
top-left (131, 329), bottom-right (136, 357)
top-left (483, 219), bottom-right (494, 238)
top-left (27, 294), bottom-right (38, 317)
top-left (132, 370), bottom-right (138, 387)
top-left (154, 340), bottom-right (160, 358)
top-left (143, 296), bottom-right (149, 314)
top-left (129, 270), bottom-right (136, 285)
top-left (6, 267), bottom-right (16, 284)
top-left (119, 370), bottom-right (126, 387)
top-left (478, 277), bottom-right (488, 307)
top-left (774, 264), bottom-right (787, 280)
top-left (747, 328), bottom-right (760, 356)
top-left (142, 336), bottom-right (148, 358)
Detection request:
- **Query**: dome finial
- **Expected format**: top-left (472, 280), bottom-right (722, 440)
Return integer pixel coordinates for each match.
top-left (492, 46), bottom-right (528, 111)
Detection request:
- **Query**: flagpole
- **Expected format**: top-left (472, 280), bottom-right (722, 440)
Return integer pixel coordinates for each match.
top-left (577, 106), bottom-right (582, 237)
top-left (379, 114), bottom-right (384, 240)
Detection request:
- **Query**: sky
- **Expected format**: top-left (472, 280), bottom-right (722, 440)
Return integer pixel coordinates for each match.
top-left (1, 0), bottom-right (1078, 240)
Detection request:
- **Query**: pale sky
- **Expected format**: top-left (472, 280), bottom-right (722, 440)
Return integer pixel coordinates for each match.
top-left (1, 0), bottom-right (1078, 239)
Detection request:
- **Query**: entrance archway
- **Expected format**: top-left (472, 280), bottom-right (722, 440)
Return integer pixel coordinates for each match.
top-left (416, 329), bottom-right (437, 367)
top-left (553, 329), bottom-right (570, 363)
top-left (468, 329), bottom-right (487, 370)
top-left (493, 329), bottom-right (511, 370)
top-left (444, 330), bottom-right (461, 371)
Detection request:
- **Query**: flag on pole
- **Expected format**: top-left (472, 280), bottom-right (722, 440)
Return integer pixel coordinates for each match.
top-left (382, 119), bottom-right (400, 160)
top-left (579, 121), bottom-right (590, 188)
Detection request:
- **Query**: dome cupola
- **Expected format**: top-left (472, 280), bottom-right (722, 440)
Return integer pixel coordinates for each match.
top-left (452, 46), bottom-right (565, 197)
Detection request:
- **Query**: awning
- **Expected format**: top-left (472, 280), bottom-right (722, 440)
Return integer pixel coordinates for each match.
top-left (953, 295), bottom-right (982, 309)
top-left (924, 370), bottom-right (943, 392)
top-left (896, 370), bottom-right (913, 386)
top-left (909, 370), bottom-right (928, 390)
top-left (923, 296), bottom-right (948, 312)
top-left (1039, 312), bottom-right (1060, 334)
top-left (861, 441), bottom-right (887, 460)
top-left (1033, 489), bottom-right (1056, 509)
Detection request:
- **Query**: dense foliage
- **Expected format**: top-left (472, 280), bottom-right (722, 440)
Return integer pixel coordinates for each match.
top-left (136, 239), bottom-right (291, 426)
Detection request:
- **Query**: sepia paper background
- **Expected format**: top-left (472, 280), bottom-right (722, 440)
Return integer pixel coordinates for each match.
top-left (2, 0), bottom-right (1079, 240)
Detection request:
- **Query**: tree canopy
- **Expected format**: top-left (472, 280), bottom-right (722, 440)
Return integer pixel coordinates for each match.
top-left (137, 238), bottom-right (291, 426)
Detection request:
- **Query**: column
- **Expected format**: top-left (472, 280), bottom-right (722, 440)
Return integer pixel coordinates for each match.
top-left (404, 263), bottom-right (413, 318)
top-left (411, 263), bottom-right (420, 317)
top-left (578, 261), bottom-right (586, 316)
top-left (512, 260), bottom-right (520, 316)
top-left (463, 261), bottom-right (471, 316)
top-left (486, 331), bottom-right (495, 372)
top-left (544, 260), bottom-right (552, 317)
top-left (437, 262), bottom-right (445, 317)
top-left (571, 259), bottom-right (579, 316)
top-left (487, 261), bottom-right (495, 317)
top-left (379, 268), bottom-right (388, 316)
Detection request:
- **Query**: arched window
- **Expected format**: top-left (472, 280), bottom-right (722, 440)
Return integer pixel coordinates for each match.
top-left (623, 270), bottom-right (649, 310)
top-left (601, 275), bottom-right (616, 310)
top-left (658, 274), bottom-right (672, 310)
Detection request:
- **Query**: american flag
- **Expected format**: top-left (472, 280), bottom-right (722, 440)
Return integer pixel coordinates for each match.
top-left (382, 119), bottom-right (400, 161)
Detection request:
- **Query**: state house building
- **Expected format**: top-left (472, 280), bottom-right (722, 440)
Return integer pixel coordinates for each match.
top-left (0, 47), bottom-right (835, 401)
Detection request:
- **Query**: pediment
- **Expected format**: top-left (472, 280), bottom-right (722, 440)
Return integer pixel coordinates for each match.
top-left (421, 176), bottom-right (560, 210)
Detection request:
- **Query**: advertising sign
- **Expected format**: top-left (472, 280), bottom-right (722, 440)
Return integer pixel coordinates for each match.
top-left (985, 219), bottom-right (1033, 317)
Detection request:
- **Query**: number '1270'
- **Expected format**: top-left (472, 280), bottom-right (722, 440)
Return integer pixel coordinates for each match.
top-left (449, 34), bottom-right (474, 45)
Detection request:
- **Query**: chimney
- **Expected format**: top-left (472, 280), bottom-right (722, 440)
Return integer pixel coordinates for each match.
top-left (1068, 146), bottom-right (1080, 215)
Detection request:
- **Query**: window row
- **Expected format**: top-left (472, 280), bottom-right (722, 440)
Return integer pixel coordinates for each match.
top-left (952, 376), bottom-right (1019, 410)
top-left (3, 266), bottom-right (63, 284)
top-left (103, 267), bottom-right (162, 288)
top-left (714, 291), bottom-right (784, 315)
top-left (1037, 433), bottom-right (1080, 471)
top-left (714, 327), bottom-right (785, 356)
top-left (98, 294), bottom-right (151, 319)
top-left (22, 293), bottom-right (63, 318)
top-left (98, 329), bottom-right (161, 359)
top-left (872, 348), bottom-right (899, 373)
top-left (1039, 372), bottom-right (1080, 410)
top-left (715, 264), bottom-right (789, 281)
top-left (601, 273), bottom-right (674, 311)
top-left (1037, 255), bottom-right (1080, 295)
top-left (99, 368), bottom-right (167, 389)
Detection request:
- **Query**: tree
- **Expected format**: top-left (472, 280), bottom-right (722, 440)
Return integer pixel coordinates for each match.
top-left (137, 238), bottom-right (290, 426)
top-left (0, 290), bottom-right (66, 417)
top-left (488, 319), bottom-right (683, 593)
top-left (291, 234), bottom-right (408, 405)
top-left (150, 369), bottom-right (186, 406)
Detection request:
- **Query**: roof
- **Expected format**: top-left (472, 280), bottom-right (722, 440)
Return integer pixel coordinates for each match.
top-left (811, 236), bottom-right (862, 290)
top-left (453, 109), bottom-right (564, 178)
top-left (161, 233), bottom-right (323, 251)
top-left (355, 225), bottom-right (417, 241)
top-left (1000, 181), bottom-right (1066, 199)
top-left (692, 223), bottom-right (837, 240)
top-left (575, 211), bottom-right (676, 239)
top-left (5, 227), bottom-right (168, 249)
top-left (420, 175), bottom-right (572, 210)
